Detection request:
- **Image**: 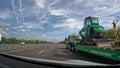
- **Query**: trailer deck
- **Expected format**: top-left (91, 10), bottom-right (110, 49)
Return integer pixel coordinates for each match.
top-left (75, 44), bottom-right (120, 62)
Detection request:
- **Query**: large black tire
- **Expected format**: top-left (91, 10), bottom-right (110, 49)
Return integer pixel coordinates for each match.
top-left (67, 44), bottom-right (71, 51)
top-left (71, 45), bottom-right (74, 52)
top-left (71, 44), bottom-right (76, 52)
top-left (74, 49), bottom-right (78, 53)
top-left (68, 43), bottom-right (73, 51)
top-left (66, 44), bottom-right (68, 49)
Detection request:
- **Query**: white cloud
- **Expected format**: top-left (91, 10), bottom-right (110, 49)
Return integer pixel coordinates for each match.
top-left (0, 22), bottom-right (10, 37)
top-left (35, 0), bottom-right (46, 9)
top-left (21, 29), bottom-right (27, 32)
top-left (23, 0), bottom-right (120, 30)
top-left (49, 9), bottom-right (66, 16)
top-left (0, 10), bottom-right (11, 19)
top-left (54, 18), bottom-right (83, 29)
top-left (0, 22), bottom-right (10, 30)
top-left (94, 6), bottom-right (108, 12)
top-left (20, 21), bottom-right (46, 30)
top-left (3, 0), bottom-right (120, 42)
top-left (42, 35), bottom-right (46, 37)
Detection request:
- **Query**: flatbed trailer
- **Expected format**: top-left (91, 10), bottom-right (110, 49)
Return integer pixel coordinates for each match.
top-left (73, 41), bottom-right (120, 62)
top-left (65, 16), bottom-right (120, 63)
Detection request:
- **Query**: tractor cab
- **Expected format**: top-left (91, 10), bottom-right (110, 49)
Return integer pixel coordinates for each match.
top-left (80, 16), bottom-right (104, 39)
top-left (84, 16), bottom-right (99, 27)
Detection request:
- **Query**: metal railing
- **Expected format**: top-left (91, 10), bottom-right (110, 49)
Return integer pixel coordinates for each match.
top-left (0, 44), bottom-right (39, 52)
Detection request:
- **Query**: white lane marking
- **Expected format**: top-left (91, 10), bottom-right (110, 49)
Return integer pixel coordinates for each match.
top-left (38, 50), bottom-right (45, 54)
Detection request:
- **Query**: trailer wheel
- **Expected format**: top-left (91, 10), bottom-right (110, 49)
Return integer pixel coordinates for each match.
top-left (71, 46), bottom-right (74, 51)
top-left (68, 44), bottom-right (72, 51)
top-left (67, 44), bottom-right (71, 51)
top-left (74, 49), bottom-right (78, 53)
top-left (71, 44), bottom-right (76, 52)
top-left (66, 44), bottom-right (68, 49)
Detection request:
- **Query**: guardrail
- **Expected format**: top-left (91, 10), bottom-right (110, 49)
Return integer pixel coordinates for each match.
top-left (0, 44), bottom-right (39, 51)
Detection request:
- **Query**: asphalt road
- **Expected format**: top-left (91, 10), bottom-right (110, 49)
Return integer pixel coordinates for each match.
top-left (2, 44), bottom-right (77, 60)
top-left (0, 43), bottom-right (120, 68)
top-left (1, 44), bottom-right (119, 63)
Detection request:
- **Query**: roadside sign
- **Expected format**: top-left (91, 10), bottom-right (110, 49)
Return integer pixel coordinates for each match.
top-left (0, 34), bottom-right (2, 41)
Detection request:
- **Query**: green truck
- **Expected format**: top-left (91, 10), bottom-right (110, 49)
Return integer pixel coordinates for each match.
top-left (65, 16), bottom-right (120, 62)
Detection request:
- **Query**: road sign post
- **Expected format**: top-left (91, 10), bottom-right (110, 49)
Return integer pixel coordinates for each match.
top-left (0, 34), bottom-right (2, 41)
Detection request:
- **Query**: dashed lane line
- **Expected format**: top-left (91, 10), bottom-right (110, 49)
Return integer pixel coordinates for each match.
top-left (38, 50), bottom-right (45, 54)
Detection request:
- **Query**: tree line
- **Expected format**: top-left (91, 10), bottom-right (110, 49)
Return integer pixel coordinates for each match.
top-left (0, 37), bottom-right (51, 44)
top-left (105, 28), bottom-right (120, 39)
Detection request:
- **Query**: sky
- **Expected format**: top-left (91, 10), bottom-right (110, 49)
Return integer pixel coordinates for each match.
top-left (0, 0), bottom-right (120, 42)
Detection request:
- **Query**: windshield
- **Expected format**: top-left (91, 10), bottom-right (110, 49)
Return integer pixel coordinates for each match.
top-left (0, 0), bottom-right (120, 68)
top-left (92, 18), bottom-right (99, 24)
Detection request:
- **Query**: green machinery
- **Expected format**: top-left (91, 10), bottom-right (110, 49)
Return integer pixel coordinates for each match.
top-left (66, 16), bottom-right (105, 50)
top-left (79, 16), bottom-right (104, 39)
top-left (65, 33), bottom-right (79, 51)
top-left (65, 16), bottom-right (120, 62)
top-left (79, 16), bottom-right (105, 46)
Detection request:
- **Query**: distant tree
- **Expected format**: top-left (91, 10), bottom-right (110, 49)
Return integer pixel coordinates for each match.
top-left (0, 37), bottom-right (51, 44)
top-left (58, 41), bottom-right (65, 44)
top-left (105, 29), bottom-right (114, 39)
top-left (104, 27), bottom-right (120, 39)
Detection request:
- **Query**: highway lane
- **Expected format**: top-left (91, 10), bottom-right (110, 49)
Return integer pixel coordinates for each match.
top-left (1, 44), bottom-right (120, 64)
top-left (3, 44), bottom-right (74, 60)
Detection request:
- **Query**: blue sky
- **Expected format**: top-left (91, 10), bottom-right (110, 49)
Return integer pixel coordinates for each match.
top-left (0, 0), bottom-right (120, 42)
